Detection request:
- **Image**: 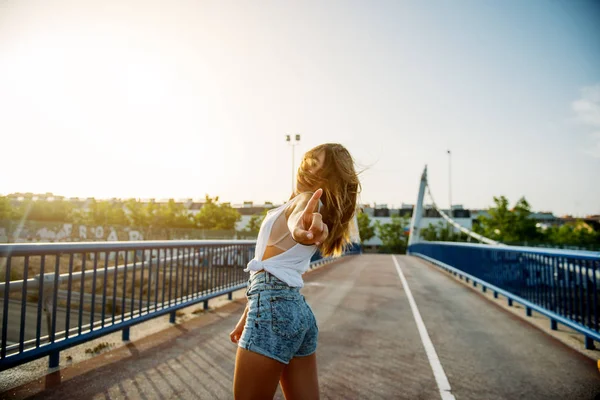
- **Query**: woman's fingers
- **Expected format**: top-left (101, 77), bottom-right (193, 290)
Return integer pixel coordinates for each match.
top-left (294, 189), bottom-right (325, 244)
top-left (301, 189), bottom-right (323, 225)
top-left (304, 189), bottom-right (323, 213)
top-left (308, 213), bottom-right (323, 233)
top-left (294, 189), bottom-right (328, 245)
top-left (230, 325), bottom-right (244, 343)
top-left (293, 226), bottom-right (314, 242)
top-left (314, 223), bottom-right (329, 246)
top-left (294, 216), bottom-right (328, 245)
top-left (296, 215), bottom-right (323, 243)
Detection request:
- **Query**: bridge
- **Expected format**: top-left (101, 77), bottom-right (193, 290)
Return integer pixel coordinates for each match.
top-left (1, 167), bottom-right (599, 399)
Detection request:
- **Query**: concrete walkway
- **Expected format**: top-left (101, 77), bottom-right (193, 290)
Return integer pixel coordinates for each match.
top-left (4, 255), bottom-right (600, 399)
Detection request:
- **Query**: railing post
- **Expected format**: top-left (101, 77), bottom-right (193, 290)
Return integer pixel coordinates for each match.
top-left (204, 300), bottom-right (209, 310)
top-left (585, 337), bottom-right (595, 350)
top-left (40, 275), bottom-right (55, 347)
top-left (482, 286), bottom-right (487, 293)
top-left (49, 351), bottom-right (60, 369)
top-left (526, 307), bottom-right (532, 317)
top-left (493, 291), bottom-right (498, 299)
top-left (551, 319), bottom-right (557, 330)
top-left (508, 299), bottom-right (513, 306)
top-left (228, 292), bottom-right (233, 300)
top-left (169, 311), bottom-right (176, 323)
top-left (122, 327), bottom-right (130, 341)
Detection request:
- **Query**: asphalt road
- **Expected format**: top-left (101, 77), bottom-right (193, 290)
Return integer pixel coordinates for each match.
top-left (4, 254), bottom-right (600, 399)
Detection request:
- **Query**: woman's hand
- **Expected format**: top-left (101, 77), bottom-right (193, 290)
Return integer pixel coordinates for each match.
top-left (230, 305), bottom-right (248, 344)
top-left (291, 189), bottom-right (329, 246)
top-left (229, 322), bottom-right (244, 344)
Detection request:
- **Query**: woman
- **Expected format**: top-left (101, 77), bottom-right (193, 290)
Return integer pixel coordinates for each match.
top-left (230, 143), bottom-right (361, 400)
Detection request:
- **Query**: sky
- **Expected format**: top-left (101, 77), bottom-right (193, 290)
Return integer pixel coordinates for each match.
top-left (0, 0), bottom-right (599, 216)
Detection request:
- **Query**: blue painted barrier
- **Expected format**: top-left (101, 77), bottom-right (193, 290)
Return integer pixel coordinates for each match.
top-left (0, 240), bottom-right (359, 371)
top-left (409, 242), bottom-right (600, 350)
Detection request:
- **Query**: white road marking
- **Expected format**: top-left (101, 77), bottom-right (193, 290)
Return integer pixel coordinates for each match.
top-left (392, 255), bottom-right (456, 400)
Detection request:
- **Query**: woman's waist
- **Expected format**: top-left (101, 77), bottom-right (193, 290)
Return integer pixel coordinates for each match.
top-left (247, 256), bottom-right (312, 272)
top-left (247, 270), bottom-right (301, 293)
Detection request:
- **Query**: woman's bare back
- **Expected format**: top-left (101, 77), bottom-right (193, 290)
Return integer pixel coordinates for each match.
top-left (261, 203), bottom-right (298, 261)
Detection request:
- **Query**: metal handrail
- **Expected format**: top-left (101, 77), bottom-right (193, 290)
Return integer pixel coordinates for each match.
top-left (0, 240), bottom-right (256, 256)
top-left (0, 240), bottom-right (257, 371)
top-left (409, 242), bottom-right (600, 350)
top-left (422, 241), bottom-right (600, 260)
top-left (0, 240), bottom-right (360, 372)
top-left (0, 244), bottom-right (244, 294)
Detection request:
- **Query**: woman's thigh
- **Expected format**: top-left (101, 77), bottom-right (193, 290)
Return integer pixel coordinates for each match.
top-left (233, 347), bottom-right (285, 400)
top-left (280, 352), bottom-right (320, 400)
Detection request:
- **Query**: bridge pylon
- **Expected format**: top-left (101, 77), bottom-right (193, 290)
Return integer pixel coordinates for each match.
top-left (408, 165), bottom-right (427, 248)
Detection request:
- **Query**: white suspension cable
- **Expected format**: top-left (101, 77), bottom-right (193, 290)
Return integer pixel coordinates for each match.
top-left (425, 185), bottom-right (502, 246)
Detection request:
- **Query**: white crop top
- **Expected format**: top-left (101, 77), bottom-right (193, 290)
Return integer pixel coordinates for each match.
top-left (266, 209), bottom-right (298, 251)
top-left (243, 194), bottom-right (323, 287)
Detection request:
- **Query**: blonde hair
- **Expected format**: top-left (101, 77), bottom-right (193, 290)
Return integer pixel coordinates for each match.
top-left (294, 143), bottom-right (361, 257)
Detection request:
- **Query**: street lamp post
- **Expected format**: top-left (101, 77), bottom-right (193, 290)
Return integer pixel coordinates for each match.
top-left (447, 149), bottom-right (452, 215)
top-left (447, 149), bottom-right (452, 238)
top-left (286, 134), bottom-right (301, 194)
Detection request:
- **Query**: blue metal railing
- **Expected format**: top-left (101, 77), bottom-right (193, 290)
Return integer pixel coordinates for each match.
top-left (0, 240), bottom-right (360, 372)
top-left (408, 242), bottom-right (600, 349)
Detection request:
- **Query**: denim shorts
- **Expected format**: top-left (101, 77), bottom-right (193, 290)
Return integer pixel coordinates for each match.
top-left (238, 271), bottom-right (319, 364)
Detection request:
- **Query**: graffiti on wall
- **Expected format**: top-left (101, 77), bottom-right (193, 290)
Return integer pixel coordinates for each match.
top-left (0, 222), bottom-right (144, 243)
top-left (0, 220), bottom-right (240, 243)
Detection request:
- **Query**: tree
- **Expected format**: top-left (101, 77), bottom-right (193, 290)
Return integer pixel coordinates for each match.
top-left (74, 199), bottom-right (128, 226)
top-left (17, 198), bottom-right (75, 223)
top-left (194, 195), bottom-right (241, 230)
top-left (153, 200), bottom-right (195, 230)
top-left (357, 212), bottom-right (375, 243)
top-left (0, 196), bottom-right (15, 220)
top-left (511, 197), bottom-right (540, 242)
top-left (473, 196), bottom-right (514, 242)
top-left (420, 221), bottom-right (470, 242)
top-left (375, 215), bottom-right (409, 254)
top-left (543, 221), bottom-right (600, 249)
top-left (125, 199), bottom-right (152, 230)
top-left (246, 210), bottom-right (268, 234)
top-left (473, 196), bottom-right (545, 243)
top-left (470, 195), bottom-right (600, 248)
top-left (421, 221), bottom-right (450, 241)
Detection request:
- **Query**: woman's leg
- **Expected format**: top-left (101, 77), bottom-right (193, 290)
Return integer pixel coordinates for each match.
top-left (279, 353), bottom-right (320, 400)
top-left (233, 347), bottom-right (286, 400)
